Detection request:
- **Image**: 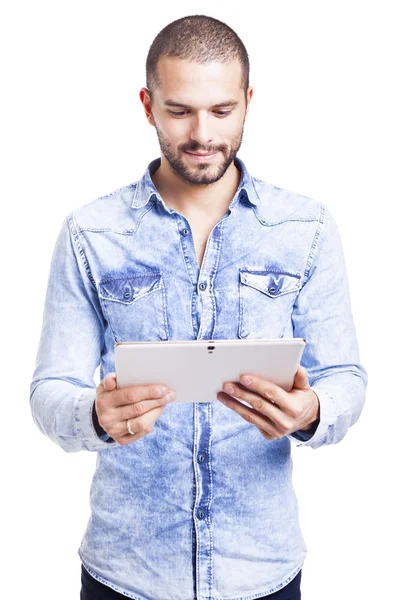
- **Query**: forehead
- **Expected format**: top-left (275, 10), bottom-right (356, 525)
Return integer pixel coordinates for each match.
top-left (154, 56), bottom-right (243, 105)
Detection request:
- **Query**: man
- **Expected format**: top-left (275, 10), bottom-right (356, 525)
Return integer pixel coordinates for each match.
top-left (30, 14), bottom-right (367, 600)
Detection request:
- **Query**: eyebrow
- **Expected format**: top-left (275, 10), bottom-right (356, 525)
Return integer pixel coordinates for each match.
top-left (164, 99), bottom-right (239, 109)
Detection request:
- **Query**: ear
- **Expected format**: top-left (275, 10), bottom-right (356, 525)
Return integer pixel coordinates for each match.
top-left (139, 87), bottom-right (155, 126)
top-left (244, 86), bottom-right (253, 123)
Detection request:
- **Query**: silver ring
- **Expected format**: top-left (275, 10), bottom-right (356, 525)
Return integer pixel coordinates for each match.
top-left (127, 419), bottom-right (135, 435)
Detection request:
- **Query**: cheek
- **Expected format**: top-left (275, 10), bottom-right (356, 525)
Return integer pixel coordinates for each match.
top-left (227, 115), bottom-right (244, 136)
top-left (217, 116), bottom-right (243, 142)
top-left (162, 119), bottom-right (189, 142)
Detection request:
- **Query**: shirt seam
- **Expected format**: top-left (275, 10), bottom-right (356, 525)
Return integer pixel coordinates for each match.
top-left (68, 213), bottom-right (97, 289)
top-left (303, 203), bottom-right (326, 282)
top-left (77, 202), bottom-right (155, 235)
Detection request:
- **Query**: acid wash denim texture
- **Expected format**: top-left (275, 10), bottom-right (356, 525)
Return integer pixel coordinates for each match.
top-left (30, 156), bottom-right (367, 600)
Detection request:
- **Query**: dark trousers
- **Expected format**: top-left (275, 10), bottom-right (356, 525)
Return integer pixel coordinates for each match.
top-left (80, 564), bottom-right (301, 600)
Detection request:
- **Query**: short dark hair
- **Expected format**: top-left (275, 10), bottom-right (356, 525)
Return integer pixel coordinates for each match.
top-left (146, 15), bottom-right (250, 101)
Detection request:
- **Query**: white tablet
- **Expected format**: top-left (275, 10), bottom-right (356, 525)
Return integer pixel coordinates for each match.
top-left (115, 338), bottom-right (306, 404)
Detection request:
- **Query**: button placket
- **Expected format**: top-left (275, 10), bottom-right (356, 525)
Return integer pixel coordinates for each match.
top-left (193, 401), bottom-right (214, 598)
top-left (197, 508), bottom-right (206, 520)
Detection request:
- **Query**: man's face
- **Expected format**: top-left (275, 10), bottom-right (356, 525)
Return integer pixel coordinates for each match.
top-left (143, 56), bottom-right (252, 185)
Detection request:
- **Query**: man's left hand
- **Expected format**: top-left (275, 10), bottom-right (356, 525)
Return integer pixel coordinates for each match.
top-left (217, 366), bottom-right (320, 440)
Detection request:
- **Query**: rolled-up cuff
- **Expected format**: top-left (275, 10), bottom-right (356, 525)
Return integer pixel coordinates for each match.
top-left (75, 388), bottom-right (118, 451)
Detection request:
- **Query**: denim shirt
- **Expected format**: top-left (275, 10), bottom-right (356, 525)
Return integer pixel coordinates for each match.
top-left (30, 156), bottom-right (367, 600)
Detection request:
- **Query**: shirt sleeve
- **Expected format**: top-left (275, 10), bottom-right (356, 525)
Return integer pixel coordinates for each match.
top-left (288, 204), bottom-right (368, 449)
top-left (29, 212), bottom-right (118, 452)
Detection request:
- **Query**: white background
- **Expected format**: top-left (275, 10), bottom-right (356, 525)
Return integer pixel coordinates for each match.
top-left (1, 1), bottom-right (399, 598)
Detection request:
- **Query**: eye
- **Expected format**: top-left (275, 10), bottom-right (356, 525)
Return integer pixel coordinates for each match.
top-left (168, 110), bottom-right (232, 117)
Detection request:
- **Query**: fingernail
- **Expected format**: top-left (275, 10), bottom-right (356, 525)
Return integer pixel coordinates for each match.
top-left (241, 376), bottom-right (252, 386)
top-left (164, 392), bottom-right (175, 402)
top-left (157, 386), bottom-right (168, 395)
top-left (223, 384), bottom-right (235, 395)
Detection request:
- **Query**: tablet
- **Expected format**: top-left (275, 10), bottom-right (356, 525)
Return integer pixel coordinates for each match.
top-left (115, 338), bottom-right (306, 404)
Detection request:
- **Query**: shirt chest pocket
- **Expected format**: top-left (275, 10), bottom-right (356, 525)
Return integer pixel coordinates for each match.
top-left (98, 273), bottom-right (169, 343)
top-left (238, 269), bottom-right (302, 339)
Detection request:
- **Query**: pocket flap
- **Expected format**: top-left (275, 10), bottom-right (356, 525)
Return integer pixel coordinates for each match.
top-left (240, 270), bottom-right (301, 297)
top-left (99, 273), bottom-right (162, 304)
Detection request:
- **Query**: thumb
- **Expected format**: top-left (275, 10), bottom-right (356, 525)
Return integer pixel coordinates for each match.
top-left (103, 371), bottom-right (117, 391)
top-left (293, 366), bottom-right (310, 390)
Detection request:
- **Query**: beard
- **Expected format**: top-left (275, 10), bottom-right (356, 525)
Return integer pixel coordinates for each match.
top-left (153, 121), bottom-right (244, 186)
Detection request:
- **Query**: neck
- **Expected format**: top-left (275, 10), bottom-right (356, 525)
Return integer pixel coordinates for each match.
top-left (151, 156), bottom-right (241, 218)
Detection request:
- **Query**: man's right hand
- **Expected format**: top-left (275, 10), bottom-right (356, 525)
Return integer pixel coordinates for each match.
top-left (95, 372), bottom-right (176, 446)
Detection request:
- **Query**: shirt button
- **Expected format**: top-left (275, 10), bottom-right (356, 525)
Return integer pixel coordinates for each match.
top-left (197, 509), bottom-right (206, 520)
top-left (199, 282), bottom-right (207, 291)
top-left (181, 228), bottom-right (189, 236)
top-left (197, 453), bottom-right (206, 463)
top-left (268, 286), bottom-right (277, 294)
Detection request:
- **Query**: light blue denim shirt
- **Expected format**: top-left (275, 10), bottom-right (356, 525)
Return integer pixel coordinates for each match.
top-left (30, 156), bottom-right (367, 600)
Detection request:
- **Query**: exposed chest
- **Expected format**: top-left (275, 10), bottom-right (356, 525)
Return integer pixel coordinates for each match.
top-left (189, 219), bottom-right (220, 269)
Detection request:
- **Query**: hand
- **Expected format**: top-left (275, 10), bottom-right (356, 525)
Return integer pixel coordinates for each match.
top-left (217, 366), bottom-right (320, 441)
top-left (95, 373), bottom-right (176, 446)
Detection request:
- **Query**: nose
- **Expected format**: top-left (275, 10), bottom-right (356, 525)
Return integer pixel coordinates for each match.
top-left (189, 112), bottom-right (213, 147)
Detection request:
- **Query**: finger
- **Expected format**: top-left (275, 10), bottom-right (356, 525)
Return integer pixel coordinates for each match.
top-left (222, 380), bottom-right (287, 419)
top-left (236, 374), bottom-right (290, 411)
top-left (97, 372), bottom-right (117, 394)
top-left (220, 384), bottom-right (289, 433)
top-left (112, 405), bottom-right (166, 441)
top-left (115, 429), bottom-right (148, 446)
top-left (103, 372), bottom-right (117, 392)
top-left (113, 383), bottom-right (171, 408)
top-left (117, 391), bottom-right (175, 421)
top-left (254, 424), bottom-right (276, 441)
top-left (220, 382), bottom-right (293, 432)
top-left (217, 392), bottom-right (283, 438)
top-left (292, 366), bottom-right (310, 390)
top-left (101, 391), bottom-right (174, 432)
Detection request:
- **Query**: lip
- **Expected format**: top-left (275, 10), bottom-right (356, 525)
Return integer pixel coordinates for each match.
top-left (185, 151), bottom-right (218, 162)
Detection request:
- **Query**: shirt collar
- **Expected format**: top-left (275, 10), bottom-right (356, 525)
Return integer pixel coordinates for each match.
top-left (130, 155), bottom-right (262, 210)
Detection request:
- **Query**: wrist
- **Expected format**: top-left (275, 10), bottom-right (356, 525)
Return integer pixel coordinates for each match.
top-left (92, 400), bottom-right (114, 442)
top-left (300, 389), bottom-right (320, 432)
